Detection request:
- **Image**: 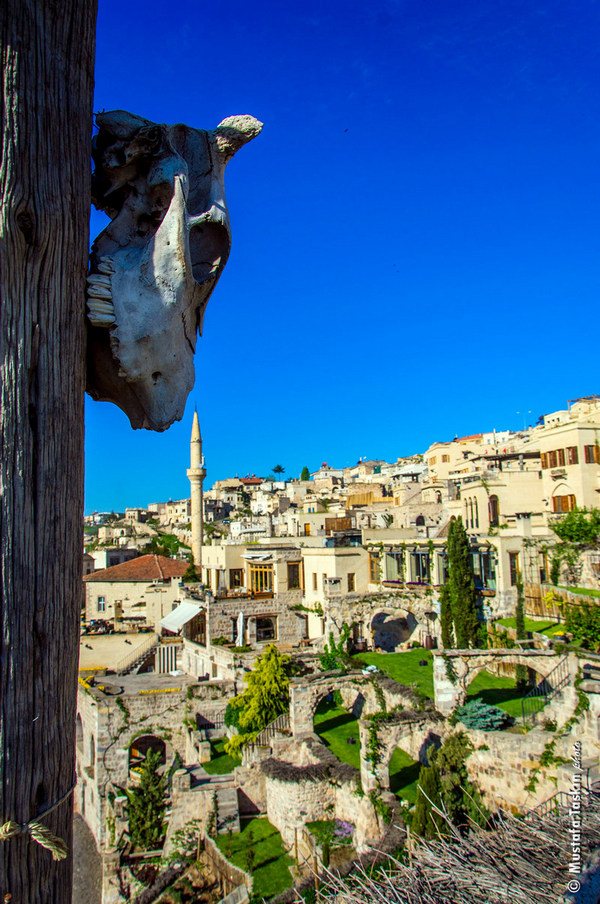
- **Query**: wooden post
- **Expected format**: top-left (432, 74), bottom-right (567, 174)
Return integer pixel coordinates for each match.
top-left (0, 2), bottom-right (97, 902)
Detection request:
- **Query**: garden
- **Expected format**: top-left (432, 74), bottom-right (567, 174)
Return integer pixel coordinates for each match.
top-left (215, 817), bottom-right (294, 899)
top-left (202, 738), bottom-right (241, 776)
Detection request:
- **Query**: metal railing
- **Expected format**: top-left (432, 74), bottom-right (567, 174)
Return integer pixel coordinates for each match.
top-left (524, 791), bottom-right (572, 821)
top-left (253, 711), bottom-right (291, 746)
top-left (115, 633), bottom-right (159, 674)
top-left (521, 655), bottom-right (570, 723)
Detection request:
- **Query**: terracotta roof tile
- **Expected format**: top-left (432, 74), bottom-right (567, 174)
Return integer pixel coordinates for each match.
top-left (83, 554), bottom-right (187, 583)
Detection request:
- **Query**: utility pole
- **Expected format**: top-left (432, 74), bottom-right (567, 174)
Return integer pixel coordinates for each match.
top-left (0, 2), bottom-right (97, 901)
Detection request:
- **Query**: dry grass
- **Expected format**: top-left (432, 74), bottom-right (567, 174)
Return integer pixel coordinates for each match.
top-left (318, 794), bottom-right (600, 903)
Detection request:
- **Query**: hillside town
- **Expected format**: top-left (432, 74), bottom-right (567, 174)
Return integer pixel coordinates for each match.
top-left (77, 394), bottom-right (600, 903)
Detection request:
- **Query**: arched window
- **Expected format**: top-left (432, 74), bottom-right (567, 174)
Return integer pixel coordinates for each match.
top-left (415, 515), bottom-right (425, 527)
top-left (474, 498), bottom-right (479, 528)
top-left (468, 498), bottom-right (474, 528)
top-left (489, 495), bottom-right (499, 527)
top-left (436, 491), bottom-right (442, 504)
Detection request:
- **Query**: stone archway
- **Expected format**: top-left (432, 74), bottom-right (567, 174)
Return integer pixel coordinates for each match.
top-left (371, 610), bottom-right (417, 651)
top-left (128, 734), bottom-right (167, 772)
top-left (432, 649), bottom-right (568, 715)
top-left (290, 675), bottom-right (376, 736)
top-left (359, 711), bottom-right (444, 793)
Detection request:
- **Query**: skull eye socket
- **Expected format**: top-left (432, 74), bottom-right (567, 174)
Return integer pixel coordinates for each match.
top-left (152, 372), bottom-right (161, 384)
top-left (188, 221), bottom-right (228, 284)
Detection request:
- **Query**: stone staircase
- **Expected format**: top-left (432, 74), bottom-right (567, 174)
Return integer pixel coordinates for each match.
top-left (215, 783), bottom-right (240, 835)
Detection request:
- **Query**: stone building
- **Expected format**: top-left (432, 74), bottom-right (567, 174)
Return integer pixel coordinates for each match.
top-left (83, 554), bottom-right (188, 628)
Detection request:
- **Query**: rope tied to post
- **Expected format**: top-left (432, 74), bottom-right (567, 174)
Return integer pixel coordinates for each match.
top-left (0, 779), bottom-right (76, 861)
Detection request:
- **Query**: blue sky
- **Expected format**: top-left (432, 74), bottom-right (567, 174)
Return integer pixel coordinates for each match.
top-left (86, 0), bottom-right (600, 513)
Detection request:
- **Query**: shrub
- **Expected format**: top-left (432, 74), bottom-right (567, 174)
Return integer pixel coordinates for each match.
top-left (456, 699), bottom-right (512, 731)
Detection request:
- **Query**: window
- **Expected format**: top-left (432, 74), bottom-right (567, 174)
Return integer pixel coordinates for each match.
top-left (287, 562), bottom-right (301, 589)
top-left (584, 445), bottom-right (600, 464)
top-left (249, 563), bottom-right (273, 594)
top-left (205, 569), bottom-right (211, 589)
top-left (313, 572), bottom-right (318, 591)
top-left (508, 552), bottom-right (520, 586)
top-left (567, 446), bottom-right (579, 465)
top-left (347, 573), bottom-right (356, 592)
top-left (557, 448), bottom-right (565, 466)
top-left (429, 456), bottom-right (437, 465)
top-left (415, 515), bottom-right (425, 527)
top-left (304, 523), bottom-right (311, 536)
top-left (441, 454), bottom-right (450, 463)
top-left (541, 452), bottom-right (548, 469)
top-left (97, 596), bottom-right (106, 612)
top-left (369, 553), bottom-right (380, 583)
top-left (256, 616), bottom-right (276, 642)
top-left (548, 450), bottom-right (558, 468)
top-left (474, 497), bottom-right (479, 529)
top-left (488, 495), bottom-right (499, 528)
top-left (229, 568), bottom-right (244, 589)
top-left (553, 494), bottom-right (576, 513)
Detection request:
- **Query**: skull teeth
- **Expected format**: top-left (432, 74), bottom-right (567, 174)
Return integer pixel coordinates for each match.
top-left (87, 292), bottom-right (116, 327)
top-left (95, 257), bottom-right (115, 275)
top-left (87, 274), bottom-right (112, 290)
top-left (88, 313), bottom-right (116, 327)
top-left (88, 300), bottom-right (114, 314)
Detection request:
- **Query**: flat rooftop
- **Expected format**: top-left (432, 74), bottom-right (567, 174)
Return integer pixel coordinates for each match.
top-left (78, 632), bottom-right (154, 670)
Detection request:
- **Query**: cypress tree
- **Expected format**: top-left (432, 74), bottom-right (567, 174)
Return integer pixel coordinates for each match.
top-left (439, 582), bottom-right (453, 649)
top-left (126, 749), bottom-right (166, 851)
top-left (301, 466), bottom-right (310, 481)
top-left (412, 765), bottom-right (447, 839)
top-left (515, 576), bottom-right (528, 689)
top-left (447, 517), bottom-right (479, 648)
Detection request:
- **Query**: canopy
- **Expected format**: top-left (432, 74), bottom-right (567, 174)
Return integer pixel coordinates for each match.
top-left (160, 601), bottom-right (202, 633)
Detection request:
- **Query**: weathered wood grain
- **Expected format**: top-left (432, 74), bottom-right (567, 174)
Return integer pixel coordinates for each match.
top-left (0, 2), bottom-right (97, 901)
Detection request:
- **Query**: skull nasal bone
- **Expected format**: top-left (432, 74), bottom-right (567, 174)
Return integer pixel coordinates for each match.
top-left (152, 372), bottom-right (162, 384)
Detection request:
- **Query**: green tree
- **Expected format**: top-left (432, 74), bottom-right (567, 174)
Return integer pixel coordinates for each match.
top-left (431, 732), bottom-right (488, 831)
top-left (439, 582), bottom-right (453, 648)
top-left (447, 518), bottom-right (479, 648)
top-left (273, 464), bottom-right (285, 480)
top-left (183, 552), bottom-right (200, 582)
top-left (125, 750), bottom-right (166, 851)
top-left (301, 466), bottom-right (310, 481)
top-left (550, 507), bottom-right (600, 585)
top-left (412, 765), bottom-right (447, 839)
top-left (224, 645), bottom-right (292, 754)
top-left (515, 577), bottom-right (528, 689)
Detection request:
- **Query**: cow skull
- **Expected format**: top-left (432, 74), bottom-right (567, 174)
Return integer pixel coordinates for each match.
top-left (86, 110), bottom-right (262, 430)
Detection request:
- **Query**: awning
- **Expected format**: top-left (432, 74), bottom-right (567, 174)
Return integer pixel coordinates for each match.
top-left (241, 553), bottom-right (272, 561)
top-left (160, 601), bottom-right (203, 633)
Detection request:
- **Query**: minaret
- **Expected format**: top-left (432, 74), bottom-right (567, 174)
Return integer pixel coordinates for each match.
top-left (187, 409), bottom-right (206, 573)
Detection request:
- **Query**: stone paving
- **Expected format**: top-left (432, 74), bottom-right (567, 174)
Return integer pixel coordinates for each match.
top-left (73, 812), bottom-right (102, 904)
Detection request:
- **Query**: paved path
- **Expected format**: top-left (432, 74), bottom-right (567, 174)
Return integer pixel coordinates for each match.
top-left (73, 813), bottom-right (102, 904)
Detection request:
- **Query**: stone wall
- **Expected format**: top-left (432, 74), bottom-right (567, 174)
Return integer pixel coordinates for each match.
top-left (75, 677), bottom-right (232, 852)
top-left (432, 648), bottom-right (566, 714)
top-left (323, 589), bottom-right (441, 650)
top-left (463, 726), bottom-right (564, 811)
top-left (260, 738), bottom-right (378, 853)
top-left (207, 591), bottom-right (306, 646)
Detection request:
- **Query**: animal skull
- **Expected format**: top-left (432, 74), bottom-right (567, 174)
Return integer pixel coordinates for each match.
top-left (87, 110), bottom-right (262, 430)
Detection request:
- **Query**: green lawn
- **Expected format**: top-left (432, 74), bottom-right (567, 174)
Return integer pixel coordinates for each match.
top-left (558, 585), bottom-right (600, 599)
top-left (352, 649), bottom-right (434, 698)
top-left (202, 738), bottom-right (241, 775)
top-left (466, 670), bottom-right (528, 719)
top-left (496, 617), bottom-right (562, 635)
top-left (388, 748), bottom-right (420, 803)
top-left (313, 700), bottom-right (360, 768)
top-left (216, 817), bottom-right (293, 899)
